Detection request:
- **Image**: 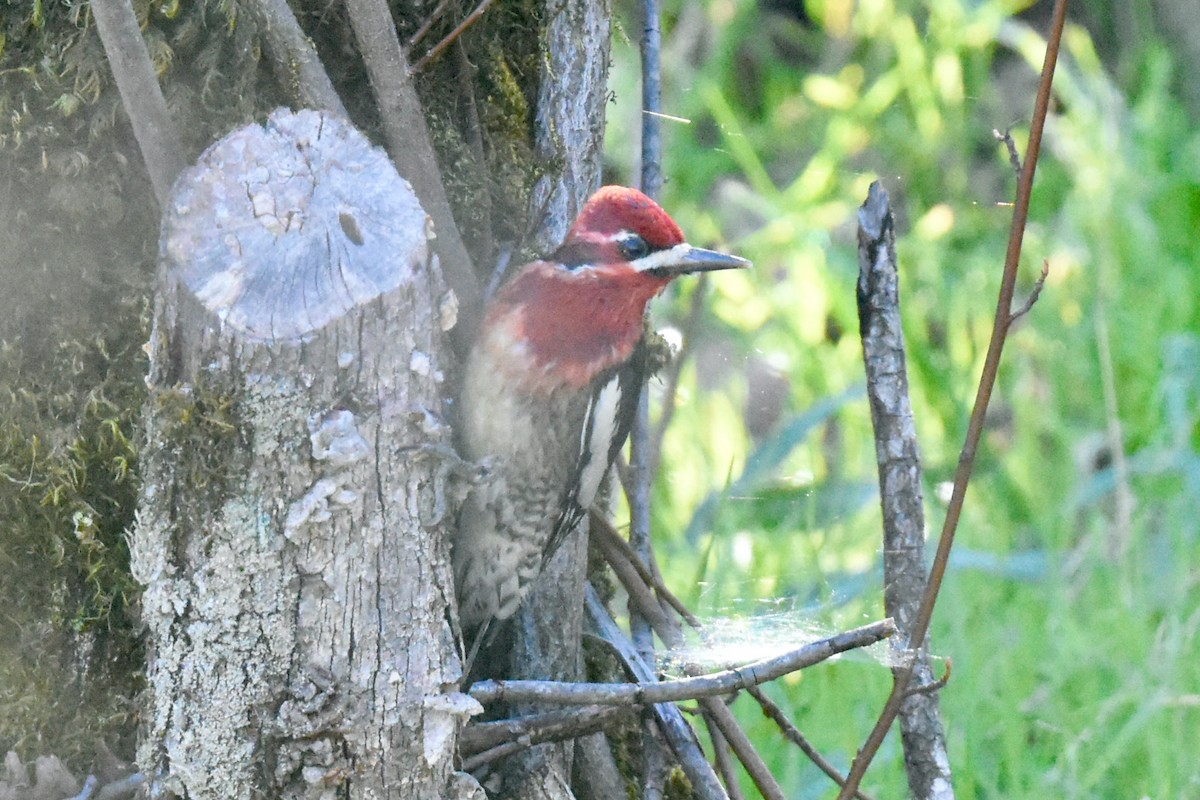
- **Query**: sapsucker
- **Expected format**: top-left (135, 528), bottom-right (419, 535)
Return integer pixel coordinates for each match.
top-left (453, 186), bottom-right (749, 635)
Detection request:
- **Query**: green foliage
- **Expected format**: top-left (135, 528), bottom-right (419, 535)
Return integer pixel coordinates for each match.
top-left (608, 0), bottom-right (1200, 795)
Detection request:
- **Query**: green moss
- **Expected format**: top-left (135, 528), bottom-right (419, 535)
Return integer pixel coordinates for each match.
top-left (0, 324), bottom-right (148, 763)
top-left (150, 383), bottom-right (244, 503)
top-left (663, 767), bottom-right (695, 800)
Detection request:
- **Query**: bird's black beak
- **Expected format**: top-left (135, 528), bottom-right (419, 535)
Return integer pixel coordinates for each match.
top-left (639, 243), bottom-right (751, 276)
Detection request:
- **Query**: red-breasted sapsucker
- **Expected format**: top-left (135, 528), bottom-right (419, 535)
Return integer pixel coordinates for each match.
top-left (454, 186), bottom-right (749, 634)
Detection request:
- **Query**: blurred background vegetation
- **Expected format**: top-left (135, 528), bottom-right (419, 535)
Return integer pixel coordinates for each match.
top-left (603, 0), bottom-right (1200, 796)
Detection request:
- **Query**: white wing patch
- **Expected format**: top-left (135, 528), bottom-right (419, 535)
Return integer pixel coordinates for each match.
top-left (576, 375), bottom-right (623, 509)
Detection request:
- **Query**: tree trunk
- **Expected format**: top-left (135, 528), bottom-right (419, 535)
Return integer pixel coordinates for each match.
top-left (132, 108), bottom-right (475, 799)
top-left (496, 1), bottom-right (613, 797)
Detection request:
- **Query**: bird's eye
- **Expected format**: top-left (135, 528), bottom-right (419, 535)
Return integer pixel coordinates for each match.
top-left (618, 234), bottom-right (650, 261)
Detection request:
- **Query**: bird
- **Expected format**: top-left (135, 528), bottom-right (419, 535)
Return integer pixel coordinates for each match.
top-left (452, 185), bottom-right (749, 639)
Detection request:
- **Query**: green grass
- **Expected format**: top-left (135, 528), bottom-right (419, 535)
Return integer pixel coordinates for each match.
top-left (606, 0), bottom-right (1200, 795)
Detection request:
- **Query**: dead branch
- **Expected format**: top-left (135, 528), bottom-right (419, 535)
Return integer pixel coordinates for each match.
top-left (856, 180), bottom-right (953, 797)
top-left (413, 0), bottom-right (496, 72)
top-left (704, 718), bottom-right (748, 800)
top-left (585, 588), bottom-right (730, 800)
top-left (902, 660), bottom-right (952, 700)
top-left (1008, 260), bottom-right (1050, 326)
top-left (470, 618), bottom-right (895, 707)
top-left (837, 0), bottom-right (1069, 795)
top-left (343, 0), bottom-right (482, 324)
top-left (460, 705), bottom-right (635, 767)
top-left (590, 511), bottom-right (701, 628)
top-left (89, 0), bottom-right (185, 205)
top-left (701, 698), bottom-right (786, 800)
top-left (240, 0), bottom-right (348, 117)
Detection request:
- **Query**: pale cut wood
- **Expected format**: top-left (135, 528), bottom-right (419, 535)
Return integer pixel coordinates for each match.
top-left (133, 108), bottom-right (477, 800)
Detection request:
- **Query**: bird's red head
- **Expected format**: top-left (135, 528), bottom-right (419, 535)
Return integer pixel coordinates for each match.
top-left (554, 186), bottom-right (686, 263)
top-left (480, 186), bottom-right (749, 391)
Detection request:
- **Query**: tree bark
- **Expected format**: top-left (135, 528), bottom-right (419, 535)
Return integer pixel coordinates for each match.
top-left (857, 182), bottom-right (954, 800)
top-left (499, 0), bottom-right (612, 797)
top-left (132, 108), bottom-right (475, 799)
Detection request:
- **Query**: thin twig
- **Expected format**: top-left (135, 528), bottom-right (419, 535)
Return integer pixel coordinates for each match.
top-left (836, 1), bottom-right (1069, 795)
top-left (640, 0), bottom-right (664, 199)
top-left (343, 0), bottom-right (482, 329)
top-left (901, 660), bottom-right (952, 700)
top-left (461, 705), bottom-right (634, 758)
top-left (747, 686), bottom-right (877, 800)
top-left (993, 127), bottom-right (1023, 176)
top-left (240, 0), bottom-right (348, 117)
top-left (591, 511), bottom-right (696, 630)
top-left (462, 740), bottom-right (526, 772)
top-left (89, 0), bottom-right (186, 205)
top-left (635, 11), bottom-right (664, 784)
top-left (599, 524), bottom-right (678, 640)
top-left (701, 698), bottom-right (787, 800)
top-left (1008, 260), bottom-right (1050, 325)
top-left (471, 618), bottom-right (895, 707)
top-left (413, 0), bottom-right (496, 72)
top-left (407, 0), bottom-right (454, 49)
top-left (704, 716), bottom-right (748, 800)
top-left (585, 588), bottom-right (730, 800)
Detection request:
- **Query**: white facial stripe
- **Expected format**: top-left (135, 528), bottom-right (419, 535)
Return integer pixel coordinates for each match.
top-left (631, 243), bottom-right (692, 272)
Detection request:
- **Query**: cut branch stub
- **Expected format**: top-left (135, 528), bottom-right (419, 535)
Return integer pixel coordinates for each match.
top-left (162, 108), bottom-right (433, 342)
top-left (135, 108), bottom-right (472, 800)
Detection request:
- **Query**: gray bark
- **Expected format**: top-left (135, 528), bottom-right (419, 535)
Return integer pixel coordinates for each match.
top-left (132, 108), bottom-right (476, 800)
top-left (856, 182), bottom-right (954, 800)
top-left (501, 0), bottom-right (612, 797)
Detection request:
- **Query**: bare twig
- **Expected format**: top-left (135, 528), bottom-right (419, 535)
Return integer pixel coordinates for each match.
top-left (407, 0), bottom-right (454, 49)
top-left (1008, 260), bottom-right (1050, 325)
top-left (591, 511), bottom-right (702, 629)
top-left (89, 0), bottom-right (186, 205)
top-left (902, 660), bottom-right (952, 700)
top-left (747, 686), bottom-right (877, 800)
top-left (462, 740), bottom-right (526, 773)
top-left (837, 1), bottom-right (1069, 795)
top-left (343, 0), bottom-right (482, 326)
top-left (594, 510), bottom-right (867, 796)
top-left (702, 698), bottom-right (786, 800)
top-left (413, 0), bottom-right (496, 72)
top-left (704, 717), bottom-right (748, 800)
top-left (471, 618), bottom-right (895, 706)
top-left (240, 0), bottom-right (348, 117)
top-left (460, 705), bottom-right (635, 761)
top-left (598, 522), bottom-right (678, 641)
top-left (632, 6), bottom-right (666, 790)
top-left (993, 128), bottom-right (1023, 176)
top-left (585, 588), bottom-right (730, 800)
top-left (640, 0), bottom-right (664, 200)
